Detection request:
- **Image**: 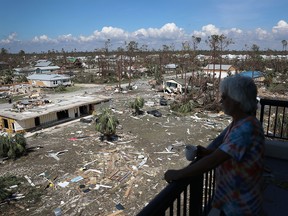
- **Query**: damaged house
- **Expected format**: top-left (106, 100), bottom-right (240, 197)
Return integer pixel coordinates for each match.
top-left (27, 74), bottom-right (72, 88)
top-left (14, 60), bottom-right (61, 76)
top-left (203, 64), bottom-right (237, 79)
top-left (163, 78), bottom-right (191, 94)
top-left (0, 95), bottom-right (111, 134)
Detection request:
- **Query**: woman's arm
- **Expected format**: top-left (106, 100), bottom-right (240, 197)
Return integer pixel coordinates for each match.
top-left (164, 149), bottom-right (231, 182)
top-left (207, 127), bottom-right (228, 150)
top-left (196, 145), bottom-right (214, 158)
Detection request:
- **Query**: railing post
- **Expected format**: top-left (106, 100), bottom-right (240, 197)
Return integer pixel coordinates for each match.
top-left (259, 99), bottom-right (265, 125)
top-left (189, 174), bottom-right (204, 216)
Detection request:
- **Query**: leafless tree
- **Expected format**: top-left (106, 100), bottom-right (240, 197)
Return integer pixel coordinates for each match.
top-left (282, 39), bottom-right (287, 51)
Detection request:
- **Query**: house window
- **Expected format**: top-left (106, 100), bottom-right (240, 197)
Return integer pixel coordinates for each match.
top-left (53, 81), bottom-right (58, 85)
top-left (167, 82), bottom-right (177, 88)
top-left (3, 119), bottom-right (9, 129)
top-left (35, 117), bottom-right (40, 126)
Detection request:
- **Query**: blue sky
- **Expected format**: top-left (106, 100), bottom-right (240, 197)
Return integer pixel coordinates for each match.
top-left (1, 0), bottom-right (287, 53)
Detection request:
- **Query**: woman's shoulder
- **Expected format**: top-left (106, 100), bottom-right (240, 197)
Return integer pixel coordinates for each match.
top-left (233, 116), bottom-right (262, 132)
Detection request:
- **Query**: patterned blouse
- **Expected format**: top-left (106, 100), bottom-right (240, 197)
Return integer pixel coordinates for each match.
top-left (212, 116), bottom-right (265, 215)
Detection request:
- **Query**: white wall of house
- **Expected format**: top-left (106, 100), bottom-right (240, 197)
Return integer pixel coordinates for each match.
top-left (205, 71), bottom-right (236, 79)
top-left (164, 79), bottom-right (184, 93)
top-left (16, 118), bottom-right (34, 132)
top-left (40, 112), bottom-right (58, 124)
top-left (60, 79), bottom-right (72, 86)
top-left (14, 108), bottom-right (82, 132)
top-left (31, 79), bottom-right (72, 88)
top-left (13, 121), bottom-right (24, 132)
top-left (14, 112), bottom-right (58, 132)
top-left (68, 108), bottom-right (76, 118)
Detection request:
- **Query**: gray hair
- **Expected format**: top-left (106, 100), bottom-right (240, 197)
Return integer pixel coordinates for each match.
top-left (220, 75), bottom-right (258, 114)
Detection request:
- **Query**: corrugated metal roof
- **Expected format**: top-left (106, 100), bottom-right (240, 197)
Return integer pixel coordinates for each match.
top-left (35, 60), bottom-right (52, 67)
top-left (34, 66), bottom-right (60, 70)
top-left (239, 71), bottom-right (264, 78)
top-left (27, 74), bottom-right (69, 81)
top-left (203, 64), bottom-right (233, 70)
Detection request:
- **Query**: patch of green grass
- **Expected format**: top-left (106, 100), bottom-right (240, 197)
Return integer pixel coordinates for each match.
top-left (42, 85), bottom-right (83, 94)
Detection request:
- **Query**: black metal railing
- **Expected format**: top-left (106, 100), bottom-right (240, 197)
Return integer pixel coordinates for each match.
top-left (138, 98), bottom-right (288, 216)
top-left (137, 169), bottom-right (215, 216)
top-left (259, 98), bottom-right (288, 140)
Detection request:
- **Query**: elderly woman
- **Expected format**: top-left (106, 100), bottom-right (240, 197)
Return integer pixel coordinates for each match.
top-left (164, 75), bottom-right (265, 216)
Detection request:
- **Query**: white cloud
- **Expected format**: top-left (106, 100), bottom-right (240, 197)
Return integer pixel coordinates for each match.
top-left (223, 28), bottom-right (242, 35)
top-left (0, 32), bottom-right (18, 44)
top-left (255, 28), bottom-right (270, 40)
top-left (79, 26), bottom-right (127, 42)
top-left (1, 20), bottom-right (288, 53)
top-left (101, 26), bottom-right (126, 37)
top-left (194, 25), bottom-right (242, 38)
top-left (134, 23), bottom-right (185, 39)
top-left (32, 35), bottom-right (55, 43)
top-left (201, 24), bottom-right (221, 36)
top-left (57, 34), bottom-right (76, 42)
top-left (272, 20), bottom-right (288, 34)
top-left (79, 35), bottom-right (95, 42)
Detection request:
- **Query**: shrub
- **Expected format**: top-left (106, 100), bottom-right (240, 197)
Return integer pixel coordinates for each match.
top-left (170, 101), bottom-right (194, 114)
top-left (0, 133), bottom-right (27, 159)
top-left (0, 175), bottom-right (43, 204)
top-left (95, 108), bottom-right (119, 141)
top-left (54, 85), bottom-right (66, 92)
top-left (129, 96), bottom-right (144, 115)
top-left (0, 175), bottom-right (23, 201)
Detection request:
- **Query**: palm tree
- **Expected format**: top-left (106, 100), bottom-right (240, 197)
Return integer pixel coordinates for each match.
top-left (3, 69), bottom-right (14, 84)
top-left (0, 133), bottom-right (27, 159)
top-left (129, 96), bottom-right (144, 115)
top-left (95, 108), bottom-right (119, 141)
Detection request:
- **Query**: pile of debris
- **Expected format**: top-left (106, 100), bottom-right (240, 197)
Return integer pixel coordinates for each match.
top-left (11, 99), bottom-right (51, 112)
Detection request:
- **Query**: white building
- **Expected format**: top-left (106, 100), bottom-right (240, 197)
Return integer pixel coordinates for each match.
top-left (27, 74), bottom-right (72, 88)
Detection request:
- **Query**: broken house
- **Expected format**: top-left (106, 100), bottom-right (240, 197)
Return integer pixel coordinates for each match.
top-left (163, 78), bottom-right (190, 94)
top-left (34, 60), bottom-right (60, 74)
top-left (164, 63), bottom-right (178, 73)
top-left (203, 64), bottom-right (237, 79)
top-left (34, 65), bottom-right (61, 74)
top-left (0, 95), bottom-right (111, 134)
top-left (27, 74), bottom-right (72, 88)
top-left (66, 57), bottom-right (83, 68)
top-left (13, 60), bottom-right (60, 76)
